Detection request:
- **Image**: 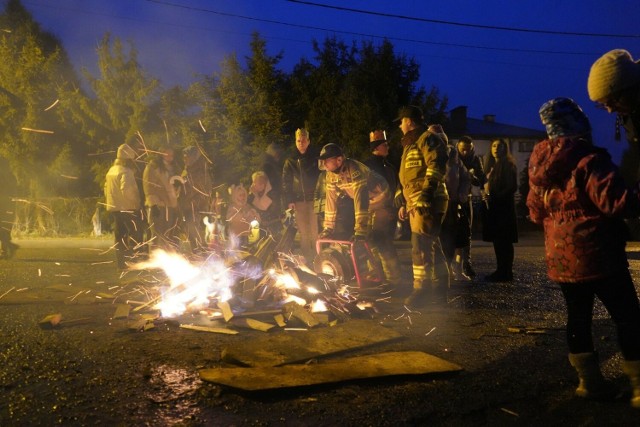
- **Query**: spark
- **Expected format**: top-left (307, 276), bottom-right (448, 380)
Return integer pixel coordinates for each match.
top-left (425, 326), bottom-right (436, 336)
top-left (44, 99), bottom-right (59, 111)
top-left (0, 287), bottom-right (15, 299)
top-left (21, 127), bottom-right (54, 134)
top-left (198, 119), bottom-right (206, 132)
top-left (500, 408), bottom-right (519, 417)
top-left (60, 175), bottom-right (79, 180)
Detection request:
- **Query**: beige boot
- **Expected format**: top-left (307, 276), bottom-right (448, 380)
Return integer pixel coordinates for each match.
top-left (568, 352), bottom-right (618, 400)
top-left (622, 360), bottom-right (640, 408)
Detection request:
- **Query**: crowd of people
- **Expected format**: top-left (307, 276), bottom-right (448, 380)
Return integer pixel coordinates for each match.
top-left (19, 47), bottom-right (640, 409)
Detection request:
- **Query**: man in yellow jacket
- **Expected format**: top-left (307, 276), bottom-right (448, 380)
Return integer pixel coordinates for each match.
top-left (395, 106), bottom-right (450, 308)
top-left (318, 143), bottom-right (400, 288)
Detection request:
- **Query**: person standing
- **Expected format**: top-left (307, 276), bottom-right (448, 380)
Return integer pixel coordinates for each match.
top-left (528, 97), bottom-right (640, 407)
top-left (587, 49), bottom-right (640, 184)
top-left (455, 136), bottom-right (486, 277)
top-left (104, 142), bottom-right (144, 270)
top-left (282, 128), bottom-right (320, 263)
top-left (261, 142), bottom-right (285, 206)
top-left (249, 170), bottom-right (282, 237)
top-left (395, 106), bottom-right (450, 308)
top-left (143, 145), bottom-right (179, 251)
top-left (482, 139), bottom-right (518, 282)
top-left (318, 143), bottom-right (401, 289)
top-left (178, 146), bottom-right (214, 255)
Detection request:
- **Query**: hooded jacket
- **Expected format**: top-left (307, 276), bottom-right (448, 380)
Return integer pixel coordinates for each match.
top-left (527, 136), bottom-right (639, 282)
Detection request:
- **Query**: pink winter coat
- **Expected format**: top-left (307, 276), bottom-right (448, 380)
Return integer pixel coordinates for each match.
top-left (527, 136), bottom-right (639, 283)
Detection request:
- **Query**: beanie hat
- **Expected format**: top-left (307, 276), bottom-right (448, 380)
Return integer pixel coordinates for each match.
top-left (369, 130), bottom-right (387, 151)
top-left (539, 97), bottom-right (591, 139)
top-left (587, 49), bottom-right (640, 101)
top-left (318, 143), bottom-right (344, 160)
top-left (427, 124), bottom-right (448, 144)
top-left (116, 143), bottom-right (136, 160)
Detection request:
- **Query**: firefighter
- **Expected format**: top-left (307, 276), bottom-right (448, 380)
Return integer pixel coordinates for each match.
top-left (394, 105), bottom-right (450, 308)
top-left (317, 143), bottom-right (400, 288)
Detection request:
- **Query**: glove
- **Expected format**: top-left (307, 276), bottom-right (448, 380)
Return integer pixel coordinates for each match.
top-left (415, 190), bottom-right (432, 216)
top-left (350, 233), bottom-right (367, 242)
top-left (393, 191), bottom-right (406, 209)
top-left (318, 228), bottom-right (334, 239)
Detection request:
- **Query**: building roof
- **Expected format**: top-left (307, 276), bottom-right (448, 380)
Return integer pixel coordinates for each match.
top-left (447, 105), bottom-right (546, 140)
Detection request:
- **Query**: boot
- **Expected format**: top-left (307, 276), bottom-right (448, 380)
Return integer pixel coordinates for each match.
top-left (451, 260), bottom-right (471, 282)
top-left (404, 287), bottom-right (429, 309)
top-left (568, 352), bottom-right (619, 400)
top-left (622, 360), bottom-right (640, 408)
top-left (460, 247), bottom-right (476, 277)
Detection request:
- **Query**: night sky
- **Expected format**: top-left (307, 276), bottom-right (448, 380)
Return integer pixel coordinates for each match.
top-left (19, 0), bottom-right (640, 161)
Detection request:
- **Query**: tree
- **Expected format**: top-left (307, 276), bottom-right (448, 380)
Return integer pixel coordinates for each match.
top-left (0, 0), bottom-right (89, 198)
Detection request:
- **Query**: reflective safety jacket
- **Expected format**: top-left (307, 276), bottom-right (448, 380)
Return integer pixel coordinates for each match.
top-left (398, 126), bottom-right (449, 213)
top-left (323, 158), bottom-right (390, 235)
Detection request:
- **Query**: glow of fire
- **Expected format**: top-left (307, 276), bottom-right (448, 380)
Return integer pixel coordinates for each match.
top-left (133, 249), bottom-right (233, 317)
top-left (310, 299), bottom-right (328, 313)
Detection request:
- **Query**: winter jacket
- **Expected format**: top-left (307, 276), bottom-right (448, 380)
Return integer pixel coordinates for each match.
top-left (364, 154), bottom-right (399, 195)
top-left (323, 158), bottom-right (390, 235)
top-left (458, 147), bottom-right (487, 192)
top-left (398, 126), bottom-right (449, 214)
top-left (282, 145), bottom-right (321, 204)
top-left (527, 136), bottom-right (639, 282)
top-left (445, 145), bottom-right (471, 205)
top-left (104, 160), bottom-right (141, 212)
top-left (143, 158), bottom-right (178, 209)
top-left (179, 157), bottom-right (213, 217)
top-left (482, 153), bottom-right (518, 243)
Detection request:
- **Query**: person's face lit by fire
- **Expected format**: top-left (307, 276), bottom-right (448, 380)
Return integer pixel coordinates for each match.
top-left (399, 117), bottom-right (413, 135)
top-left (457, 141), bottom-right (472, 159)
top-left (322, 155), bottom-right (344, 173)
top-left (296, 132), bottom-right (310, 154)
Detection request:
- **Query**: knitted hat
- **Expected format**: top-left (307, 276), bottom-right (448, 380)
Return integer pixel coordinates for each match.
top-left (116, 143), bottom-right (136, 160)
top-left (369, 130), bottom-right (387, 151)
top-left (394, 105), bottom-right (424, 123)
top-left (587, 49), bottom-right (640, 101)
top-left (539, 97), bottom-right (591, 139)
top-left (428, 124), bottom-right (448, 144)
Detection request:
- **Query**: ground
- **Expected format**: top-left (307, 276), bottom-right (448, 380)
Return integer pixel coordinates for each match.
top-left (1, 234), bottom-right (640, 426)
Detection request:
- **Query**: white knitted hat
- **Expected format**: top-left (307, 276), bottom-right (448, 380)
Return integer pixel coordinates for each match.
top-left (587, 49), bottom-right (640, 101)
top-left (116, 143), bottom-right (136, 160)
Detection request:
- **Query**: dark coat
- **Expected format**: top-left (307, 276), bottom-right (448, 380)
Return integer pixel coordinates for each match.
top-left (282, 145), bottom-right (321, 204)
top-left (482, 153), bottom-right (518, 243)
top-left (527, 136), bottom-right (639, 283)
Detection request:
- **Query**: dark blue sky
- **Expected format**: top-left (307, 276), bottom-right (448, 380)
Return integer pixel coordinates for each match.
top-left (19, 0), bottom-right (640, 161)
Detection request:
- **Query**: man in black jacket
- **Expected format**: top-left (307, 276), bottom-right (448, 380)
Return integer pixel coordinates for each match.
top-left (282, 128), bottom-right (321, 263)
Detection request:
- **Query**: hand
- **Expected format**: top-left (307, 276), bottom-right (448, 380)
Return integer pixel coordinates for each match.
top-left (398, 206), bottom-right (407, 221)
top-left (415, 191), bottom-right (432, 216)
top-left (318, 228), bottom-right (334, 239)
top-left (393, 192), bottom-right (406, 209)
top-left (350, 233), bottom-right (366, 242)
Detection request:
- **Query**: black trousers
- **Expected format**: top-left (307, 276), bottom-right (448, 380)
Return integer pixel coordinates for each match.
top-left (560, 270), bottom-right (640, 360)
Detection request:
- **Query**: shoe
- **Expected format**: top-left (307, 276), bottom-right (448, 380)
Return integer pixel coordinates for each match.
top-left (462, 262), bottom-right (476, 278)
top-left (404, 289), bottom-right (429, 309)
top-left (453, 271), bottom-right (471, 282)
top-left (485, 271), bottom-right (513, 282)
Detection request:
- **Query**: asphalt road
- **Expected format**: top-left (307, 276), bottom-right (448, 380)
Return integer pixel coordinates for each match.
top-left (1, 233), bottom-right (640, 426)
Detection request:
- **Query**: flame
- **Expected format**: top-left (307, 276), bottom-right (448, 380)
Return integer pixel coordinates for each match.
top-left (133, 249), bottom-right (233, 317)
top-left (310, 299), bottom-right (328, 312)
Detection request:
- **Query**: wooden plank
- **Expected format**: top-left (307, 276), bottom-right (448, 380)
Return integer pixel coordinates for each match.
top-left (220, 319), bottom-right (403, 367)
top-left (228, 318), bottom-right (275, 332)
top-left (200, 351), bottom-right (463, 391)
top-left (179, 324), bottom-right (239, 335)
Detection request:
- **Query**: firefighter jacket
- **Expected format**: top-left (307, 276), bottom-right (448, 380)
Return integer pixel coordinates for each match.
top-left (398, 126), bottom-right (449, 213)
top-left (323, 158), bottom-right (390, 235)
top-left (282, 145), bottom-right (321, 204)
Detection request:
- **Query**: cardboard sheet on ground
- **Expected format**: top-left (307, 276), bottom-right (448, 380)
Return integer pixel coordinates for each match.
top-left (221, 319), bottom-right (403, 367)
top-left (200, 351), bottom-right (463, 391)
